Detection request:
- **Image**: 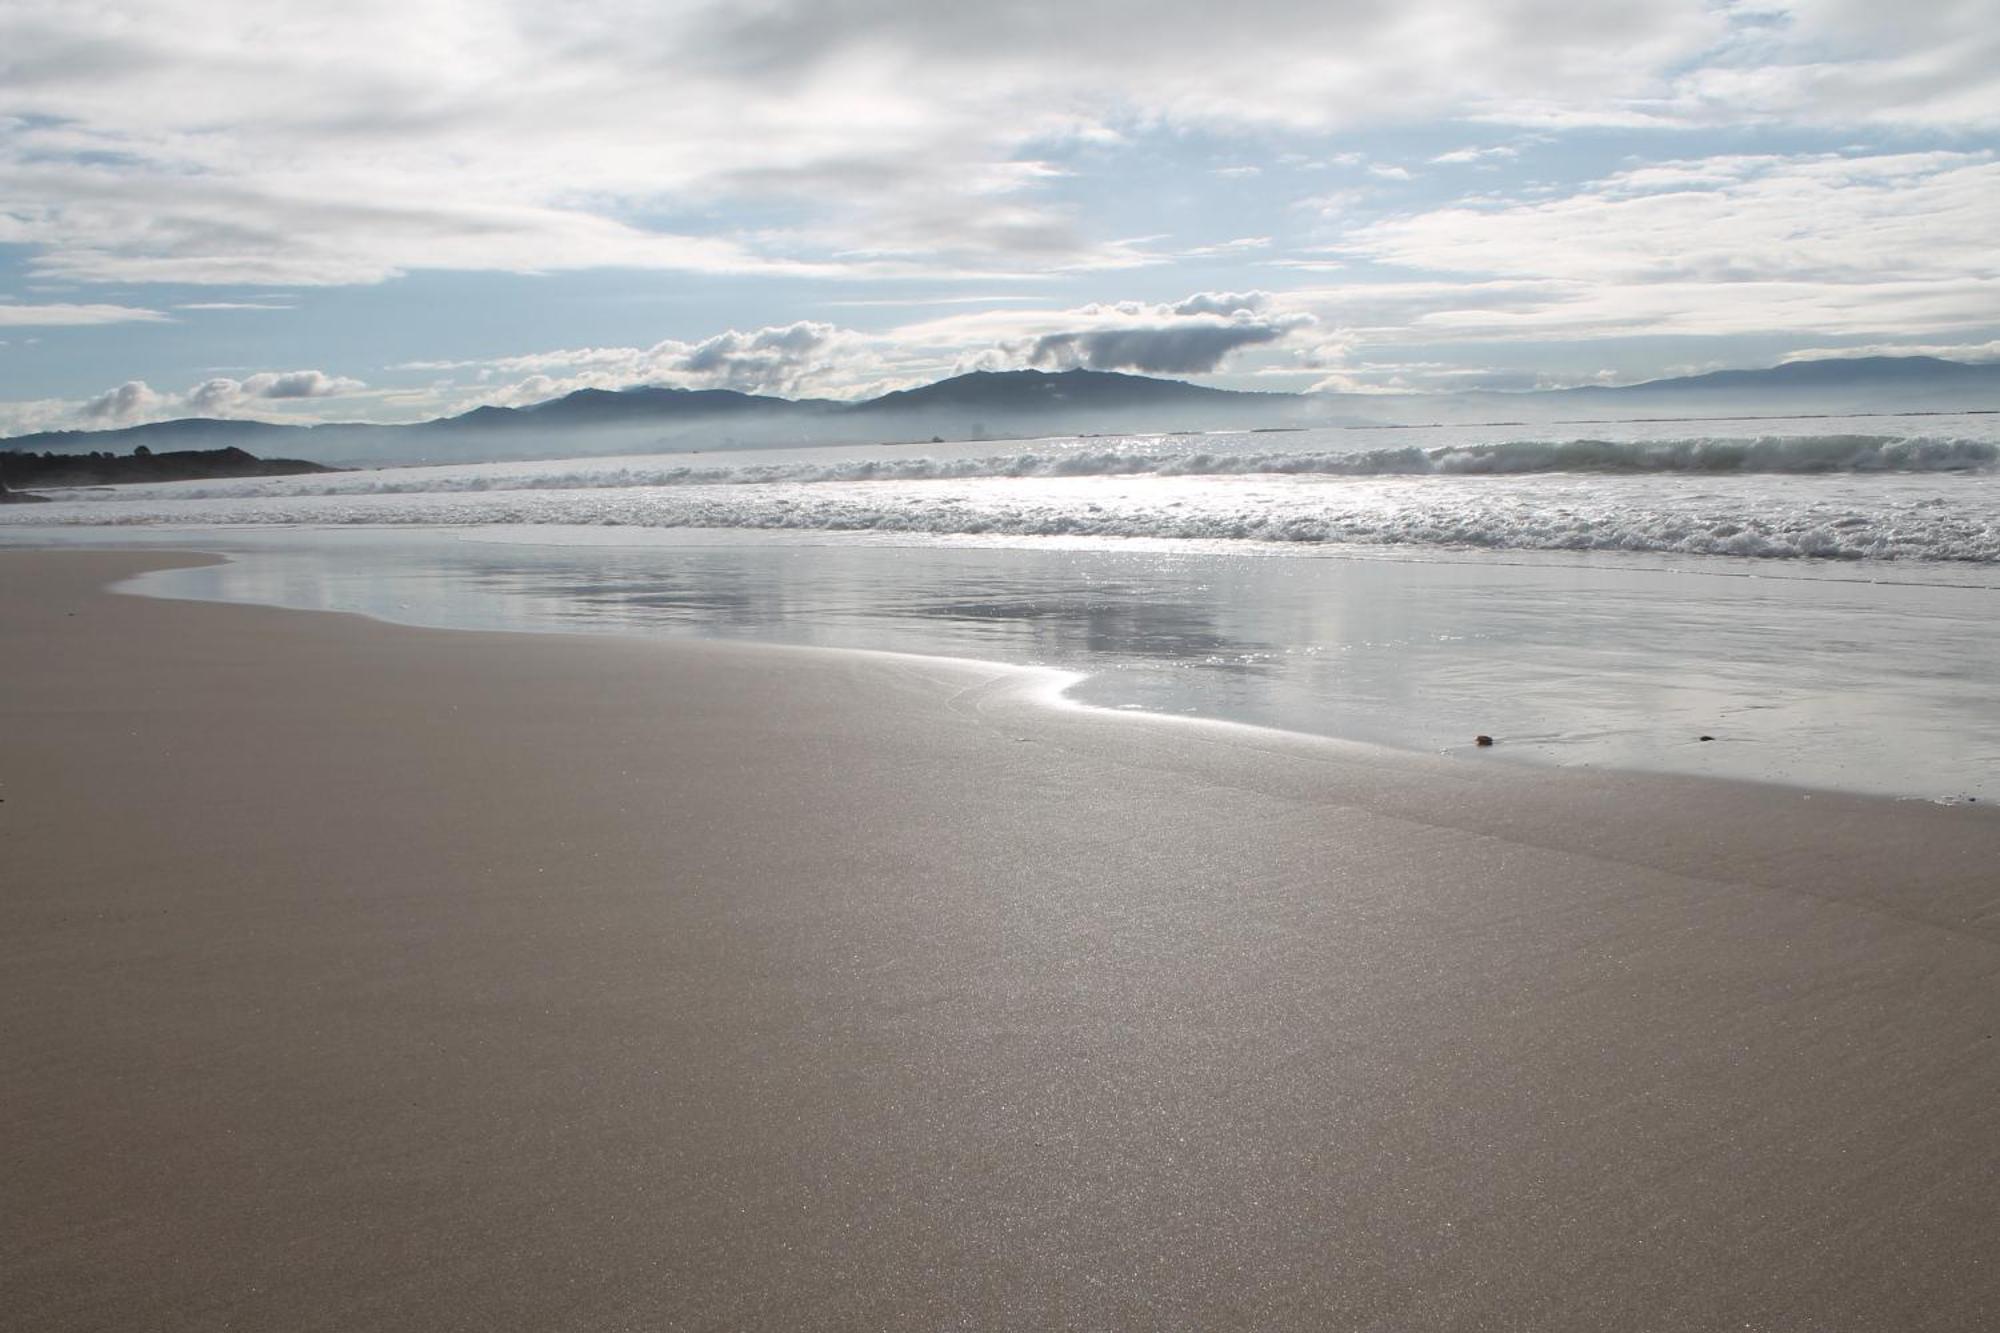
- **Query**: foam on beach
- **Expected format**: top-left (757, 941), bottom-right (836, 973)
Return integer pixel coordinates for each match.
top-left (10, 421), bottom-right (1999, 564)
top-left (28, 433), bottom-right (2000, 503)
top-left (10, 464), bottom-right (1999, 563)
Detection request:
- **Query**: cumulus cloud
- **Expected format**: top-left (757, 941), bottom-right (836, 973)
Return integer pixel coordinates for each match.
top-left (1027, 324), bottom-right (1295, 374)
top-left (382, 295), bottom-right (1318, 421)
top-left (1024, 293), bottom-right (1307, 373)
top-left (431, 322), bottom-right (928, 408)
top-left (897, 292), bottom-right (1314, 377)
top-left (1171, 291), bottom-right (1271, 317)
top-left (65, 370), bottom-right (369, 427)
top-left (186, 370), bottom-right (367, 413)
top-left (677, 322), bottom-right (861, 395)
top-left (81, 381), bottom-right (168, 423)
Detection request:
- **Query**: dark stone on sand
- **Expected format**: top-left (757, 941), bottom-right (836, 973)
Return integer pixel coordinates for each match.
top-left (1475, 735), bottom-right (1494, 747)
top-left (1699, 735), bottom-right (1715, 742)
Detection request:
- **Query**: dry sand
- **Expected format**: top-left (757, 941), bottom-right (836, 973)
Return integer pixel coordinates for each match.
top-left (4, 549), bottom-right (1997, 1331)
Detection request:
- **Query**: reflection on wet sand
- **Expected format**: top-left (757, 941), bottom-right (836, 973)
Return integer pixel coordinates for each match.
top-left (56, 527), bottom-right (2000, 801)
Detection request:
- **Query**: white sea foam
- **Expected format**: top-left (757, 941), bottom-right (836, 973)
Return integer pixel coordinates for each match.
top-left (34, 433), bottom-right (1999, 504)
top-left (8, 425), bottom-right (1998, 564)
top-left (10, 471), bottom-right (1998, 563)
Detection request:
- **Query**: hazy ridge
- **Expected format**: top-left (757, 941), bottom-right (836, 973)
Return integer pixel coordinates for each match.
top-left (10, 358), bottom-right (1998, 467)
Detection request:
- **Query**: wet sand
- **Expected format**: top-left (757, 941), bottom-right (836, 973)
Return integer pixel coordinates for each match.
top-left (4, 549), bottom-right (1997, 1330)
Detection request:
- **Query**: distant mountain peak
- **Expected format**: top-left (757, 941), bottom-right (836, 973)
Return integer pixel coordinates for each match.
top-left (860, 366), bottom-right (1282, 414)
top-left (5, 356), bottom-right (1993, 466)
top-left (1572, 354), bottom-right (2000, 398)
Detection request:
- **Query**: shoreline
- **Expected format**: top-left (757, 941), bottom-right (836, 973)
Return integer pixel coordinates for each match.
top-left (100, 543), bottom-right (2000, 830)
top-left (44, 526), bottom-right (1996, 804)
top-left (117, 532), bottom-right (2000, 804)
top-left (6, 549), bottom-right (1998, 1329)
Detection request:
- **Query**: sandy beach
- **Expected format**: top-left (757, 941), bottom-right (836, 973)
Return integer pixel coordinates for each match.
top-left (5, 548), bottom-right (1997, 1330)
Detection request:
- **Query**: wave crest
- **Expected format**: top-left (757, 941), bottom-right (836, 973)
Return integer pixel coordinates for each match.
top-left (50, 433), bottom-right (1999, 504)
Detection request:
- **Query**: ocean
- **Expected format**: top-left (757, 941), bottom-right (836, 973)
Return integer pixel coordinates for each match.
top-left (7, 411), bottom-right (1997, 802)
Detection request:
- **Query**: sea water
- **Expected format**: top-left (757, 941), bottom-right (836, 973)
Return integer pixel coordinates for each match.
top-left (6, 413), bottom-right (1996, 801)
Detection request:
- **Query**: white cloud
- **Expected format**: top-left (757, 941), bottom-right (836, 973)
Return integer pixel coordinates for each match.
top-left (1178, 237), bottom-right (1274, 259)
top-left (432, 323), bottom-right (933, 407)
top-left (14, 1), bottom-right (1982, 288)
top-left (0, 302), bottom-right (168, 326)
top-left (0, 397), bottom-right (79, 437)
top-left (1779, 339), bottom-right (2000, 364)
top-left (389, 294), bottom-right (1317, 417)
top-left (1430, 145), bottom-right (1520, 165)
top-left (186, 370), bottom-right (367, 413)
top-left (1171, 291), bottom-right (1273, 317)
top-left (55, 369), bottom-right (370, 429)
top-left (1331, 151), bottom-right (2000, 340)
top-left (1666, 0), bottom-right (2000, 131)
top-left (900, 292), bottom-right (1315, 375)
top-left (80, 381), bottom-right (168, 423)
top-left (677, 323), bottom-right (870, 397)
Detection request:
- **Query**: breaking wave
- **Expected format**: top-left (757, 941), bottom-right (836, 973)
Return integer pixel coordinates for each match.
top-left (9, 429), bottom-right (1998, 564)
top-left (12, 477), bottom-right (2000, 562)
top-left (47, 433), bottom-right (2000, 503)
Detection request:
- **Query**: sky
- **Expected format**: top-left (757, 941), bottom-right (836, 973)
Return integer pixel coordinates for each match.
top-left (2, 0), bottom-right (1997, 436)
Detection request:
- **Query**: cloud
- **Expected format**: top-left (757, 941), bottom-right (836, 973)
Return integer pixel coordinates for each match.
top-left (1664, 0), bottom-right (2000, 131)
top-left (1028, 324), bottom-right (1294, 375)
top-left (1779, 339), bottom-right (2000, 364)
top-left (1329, 150), bottom-right (2000, 339)
top-left (901, 292), bottom-right (1314, 375)
top-left (0, 397), bottom-right (78, 438)
top-left (80, 381), bottom-right (168, 422)
top-left (10, 2), bottom-right (1986, 289)
top-left (186, 370), bottom-right (367, 413)
top-left (383, 294), bottom-right (1316, 419)
top-left (0, 302), bottom-right (168, 326)
top-left (1171, 291), bottom-right (1272, 317)
top-left (429, 322), bottom-right (932, 408)
top-left (61, 369), bottom-right (369, 428)
top-left (1177, 237), bottom-right (1274, 259)
top-left (2, 159), bottom-right (847, 286)
top-left (676, 322), bottom-right (865, 396)
top-left (175, 301), bottom-right (297, 311)
top-left (1430, 145), bottom-right (1520, 164)
top-left (1016, 291), bottom-right (1312, 376)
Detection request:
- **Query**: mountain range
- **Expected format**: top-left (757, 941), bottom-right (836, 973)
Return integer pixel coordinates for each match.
top-left (7, 358), bottom-right (1996, 467)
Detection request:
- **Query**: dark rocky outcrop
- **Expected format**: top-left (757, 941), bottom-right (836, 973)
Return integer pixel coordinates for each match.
top-left (0, 445), bottom-right (337, 492)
